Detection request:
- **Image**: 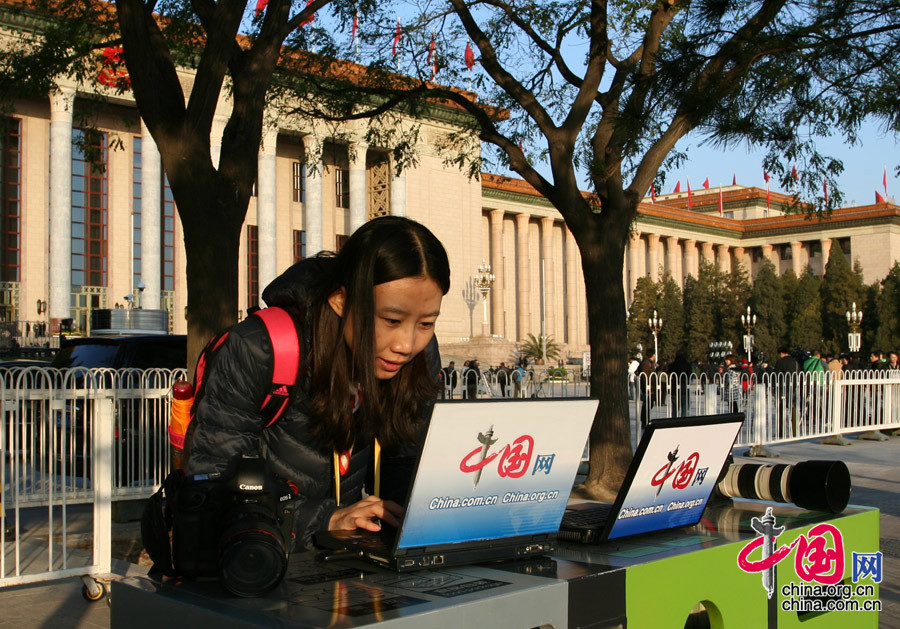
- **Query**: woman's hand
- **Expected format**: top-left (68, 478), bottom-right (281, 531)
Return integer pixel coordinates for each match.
top-left (328, 495), bottom-right (403, 532)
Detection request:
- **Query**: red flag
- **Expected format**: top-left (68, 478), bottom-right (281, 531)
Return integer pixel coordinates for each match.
top-left (884, 166), bottom-right (889, 195)
top-left (718, 187), bottom-right (723, 216)
top-left (97, 46), bottom-right (130, 88)
top-left (673, 181), bottom-right (681, 193)
top-left (791, 165), bottom-right (799, 181)
top-left (464, 41), bottom-right (475, 71)
top-left (392, 16), bottom-right (401, 57)
top-left (255, 0), bottom-right (267, 16)
top-left (876, 190), bottom-right (886, 204)
top-left (732, 173), bottom-right (737, 186)
top-left (702, 178), bottom-right (710, 189)
top-left (299, 0), bottom-right (315, 26)
top-left (428, 34), bottom-right (435, 79)
top-left (763, 170), bottom-right (771, 184)
top-left (823, 179), bottom-right (829, 204)
top-left (351, 13), bottom-right (358, 46)
top-left (687, 178), bottom-right (693, 210)
top-left (650, 184), bottom-right (656, 203)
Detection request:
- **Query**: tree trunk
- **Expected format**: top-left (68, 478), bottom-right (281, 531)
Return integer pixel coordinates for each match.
top-left (169, 164), bottom-right (245, 375)
top-left (572, 207), bottom-right (635, 501)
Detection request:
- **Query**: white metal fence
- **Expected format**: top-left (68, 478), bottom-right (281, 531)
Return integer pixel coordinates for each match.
top-left (2, 365), bottom-right (898, 587)
top-left (633, 369), bottom-right (900, 449)
top-left (1, 366), bottom-right (184, 587)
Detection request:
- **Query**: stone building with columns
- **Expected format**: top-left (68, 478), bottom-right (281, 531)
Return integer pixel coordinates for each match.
top-left (3, 12), bottom-right (900, 363)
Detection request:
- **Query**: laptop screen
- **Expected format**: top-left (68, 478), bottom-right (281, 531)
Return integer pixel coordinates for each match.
top-left (605, 415), bottom-right (742, 540)
top-left (396, 399), bottom-right (598, 550)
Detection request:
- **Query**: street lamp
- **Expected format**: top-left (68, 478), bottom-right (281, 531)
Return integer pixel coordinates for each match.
top-left (648, 309), bottom-right (663, 362)
top-left (741, 306), bottom-right (757, 363)
top-left (846, 302), bottom-right (863, 353)
top-left (473, 259), bottom-right (495, 337)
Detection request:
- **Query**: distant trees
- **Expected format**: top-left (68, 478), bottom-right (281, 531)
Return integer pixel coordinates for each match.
top-left (627, 249), bottom-right (899, 362)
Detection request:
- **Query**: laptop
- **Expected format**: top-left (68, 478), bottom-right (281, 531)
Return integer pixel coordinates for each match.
top-left (315, 398), bottom-right (598, 571)
top-left (558, 413), bottom-right (743, 544)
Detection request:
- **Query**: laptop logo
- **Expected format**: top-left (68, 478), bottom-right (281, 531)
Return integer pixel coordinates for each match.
top-left (459, 425), bottom-right (555, 488)
top-left (650, 446), bottom-right (708, 499)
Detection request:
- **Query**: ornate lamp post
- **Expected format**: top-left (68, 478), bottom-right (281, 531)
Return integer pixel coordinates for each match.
top-left (473, 259), bottom-right (495, 337)
top-left (741, 306), bottom-right (757, 363)
top-left (648, 309), bottom-right (663, 362)
top-left (846, 302), bottom-right (863, 353)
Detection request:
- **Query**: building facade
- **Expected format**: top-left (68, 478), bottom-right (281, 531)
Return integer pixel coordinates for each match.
top-left (4, 12), bottom-right (900, 363)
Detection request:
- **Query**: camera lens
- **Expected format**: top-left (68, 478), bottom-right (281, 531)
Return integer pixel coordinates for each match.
top-left (219, 528), bottom-right (288, 597)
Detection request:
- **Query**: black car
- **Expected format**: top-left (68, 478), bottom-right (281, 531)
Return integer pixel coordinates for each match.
top-left (50, 335), bottom-right (187, 486)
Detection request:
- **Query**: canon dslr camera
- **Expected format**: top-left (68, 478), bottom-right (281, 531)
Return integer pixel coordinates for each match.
top-left (172, 456), bottom-right (296, 597)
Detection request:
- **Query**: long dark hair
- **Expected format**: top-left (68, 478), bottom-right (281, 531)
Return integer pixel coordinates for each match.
top-left (309, 216), bottom-right (450, 451)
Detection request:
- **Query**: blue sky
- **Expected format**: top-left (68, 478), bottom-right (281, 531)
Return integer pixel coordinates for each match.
top-left (668, 124), bottom-right (900, 208)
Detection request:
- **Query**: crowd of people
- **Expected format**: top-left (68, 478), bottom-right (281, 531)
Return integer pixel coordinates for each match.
top-left (438, 357), bottom-right (532, 399)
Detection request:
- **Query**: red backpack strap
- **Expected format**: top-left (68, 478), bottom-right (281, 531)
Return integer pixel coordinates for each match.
top-left (253, 307), bottom-right (301, 427)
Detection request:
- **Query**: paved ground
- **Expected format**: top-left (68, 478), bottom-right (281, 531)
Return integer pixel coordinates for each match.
top-left (1, 433), bottom-right (898, 628)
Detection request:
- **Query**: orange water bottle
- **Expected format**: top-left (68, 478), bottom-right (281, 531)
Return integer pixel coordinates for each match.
top-left (170, 380), bottom-right (194, 470)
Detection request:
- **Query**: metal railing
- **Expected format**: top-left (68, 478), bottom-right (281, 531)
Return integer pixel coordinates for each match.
top-left (1, 365), bottom-right (184, 587)
top-left (2, 364), bottom-right (898, 587)
top-left (441, 367), bottom-right (591, 399)
top-left (633, 369), bottom-right (900, 448)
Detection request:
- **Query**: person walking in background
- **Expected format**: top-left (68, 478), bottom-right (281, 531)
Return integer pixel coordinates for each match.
top-left (512, 362), bottom-right (527, 398)
top-left (496, 361), bottom-right (510, 397)
top-left (465, 359), bottom-right (480, 400)
top-left (441, 361), bottom-right (458, 398)
top-left (723, 354), bottom-right (742, 413)
top-left (627, 354), bottom-right (640, 400)
top-left (773, 346), bottom-right (799, 438)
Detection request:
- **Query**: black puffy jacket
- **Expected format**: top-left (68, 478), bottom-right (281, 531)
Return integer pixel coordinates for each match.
top-left (185, 257), bottom-right (440, 550)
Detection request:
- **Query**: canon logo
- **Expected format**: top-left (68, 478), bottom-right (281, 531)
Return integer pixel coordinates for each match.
top-left (239, 483), bottom-right (263, 491)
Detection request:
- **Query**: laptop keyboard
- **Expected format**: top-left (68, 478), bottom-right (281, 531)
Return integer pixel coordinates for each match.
top-left (562, 503), bottom-right (613, 527)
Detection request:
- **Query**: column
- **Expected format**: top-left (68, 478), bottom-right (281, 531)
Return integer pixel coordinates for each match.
top-left (666, 236), bottom-right (680, 285)
top-left (791, 241), bottom-right (803, 276)
top-left (140, 119), bottom-right (162, 310)
top-left (348, 142), bottom-right (368, 233)
top-left (49, 85), bottom-right (76, 331)
top-left (683, 239), bottom-right (698, 279)
top-left (647, 233), bottom-right (660, 282)
top-left (540, 217), bottom-right (556, 342)
top-left (701, 242), bottom-right (715, 267)
top-left (515, 213), bottom-right (531, 340)
top-left (717, 244), bottom-right (731, 273)
top-left (762, 243), bottom-right (776, 268)
top-left (210, 115), bottom-right (228, 168)
top-left (489, 209), bottom-right (504, 337)
top-left (628, 231), bottom-right (642, 296)
top-left (257, 124), bottom-right (279, 303)
top-left (733, 246), bottom-right (745, 272)
top-left (565, 227), bottom-right (579, 344)
top-left (302, 135), bottom-right (324, 255)
top-left (390, 158), bottom-right (406, 217)
top-left (820, 237), bottom-right (832, 273)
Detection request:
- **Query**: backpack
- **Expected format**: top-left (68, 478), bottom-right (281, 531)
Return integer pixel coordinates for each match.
top-left (142, 306), bottom-right (302, 577)
top-left (192, 306), bottom-right (301, 430)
